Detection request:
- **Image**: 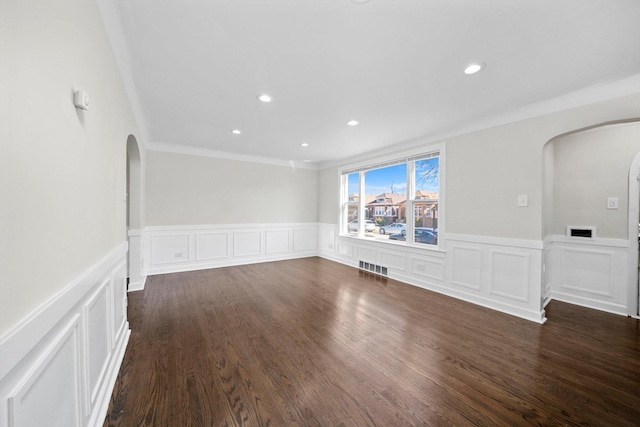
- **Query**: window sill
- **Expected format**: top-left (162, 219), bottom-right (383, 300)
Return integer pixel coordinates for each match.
top-left (338, 233), bottom-right (445, 255)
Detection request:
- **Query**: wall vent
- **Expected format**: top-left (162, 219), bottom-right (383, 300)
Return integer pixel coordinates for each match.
top-left (567, 226), bottom-right (595, 239)
top-left (358, 260), bottom-right (388, 276)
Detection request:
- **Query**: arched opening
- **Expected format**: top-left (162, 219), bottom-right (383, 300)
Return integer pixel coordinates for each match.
top-left (627, 152), bottom-right (640, 317)
top-left (126, 135), bottom-right (144, 291)
top-left (542, 120), bottom-right (640, 317)
top-left (127, 135), bottom-right (141, 229)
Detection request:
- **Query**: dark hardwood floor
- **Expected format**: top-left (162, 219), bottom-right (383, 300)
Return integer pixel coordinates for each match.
top-left (104, 257), bottom-right (640, 426)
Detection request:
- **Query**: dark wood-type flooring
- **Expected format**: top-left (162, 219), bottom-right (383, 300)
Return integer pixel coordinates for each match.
top-left (104, 257), bottom-right (640, 426)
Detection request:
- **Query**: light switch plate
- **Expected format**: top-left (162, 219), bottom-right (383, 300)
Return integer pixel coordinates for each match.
top-left (607, 197), bottom-right (619, 209)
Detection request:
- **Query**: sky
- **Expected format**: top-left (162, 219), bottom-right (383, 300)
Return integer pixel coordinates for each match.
top-left (348, 158), bottom-right (439, 196)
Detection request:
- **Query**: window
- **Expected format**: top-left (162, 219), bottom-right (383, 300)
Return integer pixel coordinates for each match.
top-left (340, 149), bottom-right (441, 247)
top-left (344, 172), bottom-right (360, 225)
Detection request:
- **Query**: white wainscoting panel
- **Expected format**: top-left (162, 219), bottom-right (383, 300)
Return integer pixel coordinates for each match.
top-left (8, 316), bottom-right (82, 427)
top-left (489, 251), bottom-right (530, 302)
top-left (113, 263), bottom-right (127, 343)
top-left (449, 246), bottom-right (483, 291)
top-left (547, 235), bottom-right (629, 315)
top-left (410, 256), bottom-right (444, 281)
top-left (0, 243), bottom-right (130, 427)
top-left (542, 240), bottom-right (553, 306)
top-left (336, 241), bottom-right (354, 258)
top-left (234, 231), bottom-right (262, 257)
top-left (318, 225), bottom-right (546, 323)
top-left (379, 251), bottom-right (405, 270)
top-left (83, 279), bottom-right (112, 409)
top-left (356, 247), bottom-right (377, 264)
top-left (144, 223), bottom-right (319, 275)
top-left (151, 234), bottom-right (190, 265)
top-left (294, 228), bottom-right (317, 252)
top-left (318, 224), bottom-right (336, 255)
top-left (196, 233), bottom-right (229, 261)
top-left (561, 248), bottom-right (613, 296)
top-left (127, 229), bottom-right (146, 292)
top-left (265, 230), bottom-right (290, 254)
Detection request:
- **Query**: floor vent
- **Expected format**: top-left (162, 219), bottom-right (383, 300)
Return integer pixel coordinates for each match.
top-left (358, 260), bottom-right (388, 276)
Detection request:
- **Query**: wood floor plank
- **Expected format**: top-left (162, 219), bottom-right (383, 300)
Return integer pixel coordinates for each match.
top-left (104, 257), bottom-right (640, 426)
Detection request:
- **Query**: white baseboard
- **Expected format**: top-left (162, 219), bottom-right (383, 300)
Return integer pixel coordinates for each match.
top-left (0, 242), bottom-right (130, 427)
top-left (550, 291), bottom-right (628, 317)
top-left (127, 275), bottom-right (147, 292)
top-left (147, 252), bottom-right (317, 276)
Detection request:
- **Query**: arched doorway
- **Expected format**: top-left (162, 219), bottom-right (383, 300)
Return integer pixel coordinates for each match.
top-left (628, 152), bottom-right (640, 318)
top-left (543, 120), bottom-right (640, 318)
top-left (126, 135), bottom-right (144, 291)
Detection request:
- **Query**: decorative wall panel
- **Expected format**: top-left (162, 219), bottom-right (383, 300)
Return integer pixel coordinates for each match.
top-left (489, 250), bottom-right (530, 302)
top-left (450, 246), bottom-right (482, 291)
top-left (196, 233), bottom-right (229, 261)
top-left (0, 244), bottom-right (130, 427)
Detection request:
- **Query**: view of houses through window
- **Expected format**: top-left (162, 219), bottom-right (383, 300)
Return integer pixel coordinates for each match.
top-left (342, 152), bottom-right (440, 247)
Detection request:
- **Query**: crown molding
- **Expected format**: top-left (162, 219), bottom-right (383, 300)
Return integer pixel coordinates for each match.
top-left (147, 140), bottom-right (319, 170)
top-left (318, 74), bottom-right (640, 170)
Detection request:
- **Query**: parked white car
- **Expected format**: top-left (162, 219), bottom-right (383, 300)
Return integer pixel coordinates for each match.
top-left (348, 219), bottom-right (376, 232)
top-left (379, 222), bottom-right (406, 235)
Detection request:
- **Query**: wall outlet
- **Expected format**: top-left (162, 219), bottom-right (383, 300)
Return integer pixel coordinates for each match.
top-left (174, 252), bottom-right (184, 258)
top-left (607, 197), bottom-right (619, 209)
top-left (517, 195), bottom-right (528, 207)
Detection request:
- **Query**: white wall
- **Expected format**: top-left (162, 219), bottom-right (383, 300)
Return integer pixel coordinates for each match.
top-left (551, 122), bottom-right (640, 239)
top-left (0, 0), bottom-right (141, 337)
top-left (318, 167), bottom-right (340, 224)
top-left (0, 0), bottom-right (141, 425)
top-left (145, 150), bottom-right (318, 225)
top-left (542, 141), bottom-right (555, 238)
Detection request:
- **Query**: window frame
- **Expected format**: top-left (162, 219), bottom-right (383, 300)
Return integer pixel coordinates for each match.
top-left (339, 143), bottom-right (445, 250)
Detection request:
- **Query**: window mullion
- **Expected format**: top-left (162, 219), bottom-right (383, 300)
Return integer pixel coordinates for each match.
top-left (406, 160), bottom-right (416, 245)
top-left (341, 174), bottom-right (349, 235)
top-left (358, 172), bottom-right (366, 237)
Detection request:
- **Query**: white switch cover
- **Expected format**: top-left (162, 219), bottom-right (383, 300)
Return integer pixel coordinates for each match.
top-left (517, 195), bottom-right (528, 207)
top-left (607, 197), bottom-right (619, 209)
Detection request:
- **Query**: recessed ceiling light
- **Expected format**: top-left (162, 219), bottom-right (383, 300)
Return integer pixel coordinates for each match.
top-left (346, 120), bottom-right (360, 126)
top-left (351, 0), bottom-right (370, 3)
top-left (258, 94), bottom-right (272, 103)
top-left (464, 62), bottom-right (485, 75)
top-left (300, 143), bottom-right (309, 147)
top-left (231, 129), bottom-right (241, 135)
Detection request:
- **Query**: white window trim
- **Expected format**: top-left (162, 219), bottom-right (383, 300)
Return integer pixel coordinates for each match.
top-left (338, 142), bottom-right (446, 250)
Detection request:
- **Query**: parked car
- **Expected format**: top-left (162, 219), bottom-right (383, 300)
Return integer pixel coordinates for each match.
top-left (348, 219), bottom-right (376, 232)
top-left (379, 222), bottom-right (406, 235)
top-left (388, 228), bottom-right (437, 244)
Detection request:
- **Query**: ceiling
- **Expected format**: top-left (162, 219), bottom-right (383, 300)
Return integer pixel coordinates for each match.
top-left (99, 0), bottom-right (640, 168)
